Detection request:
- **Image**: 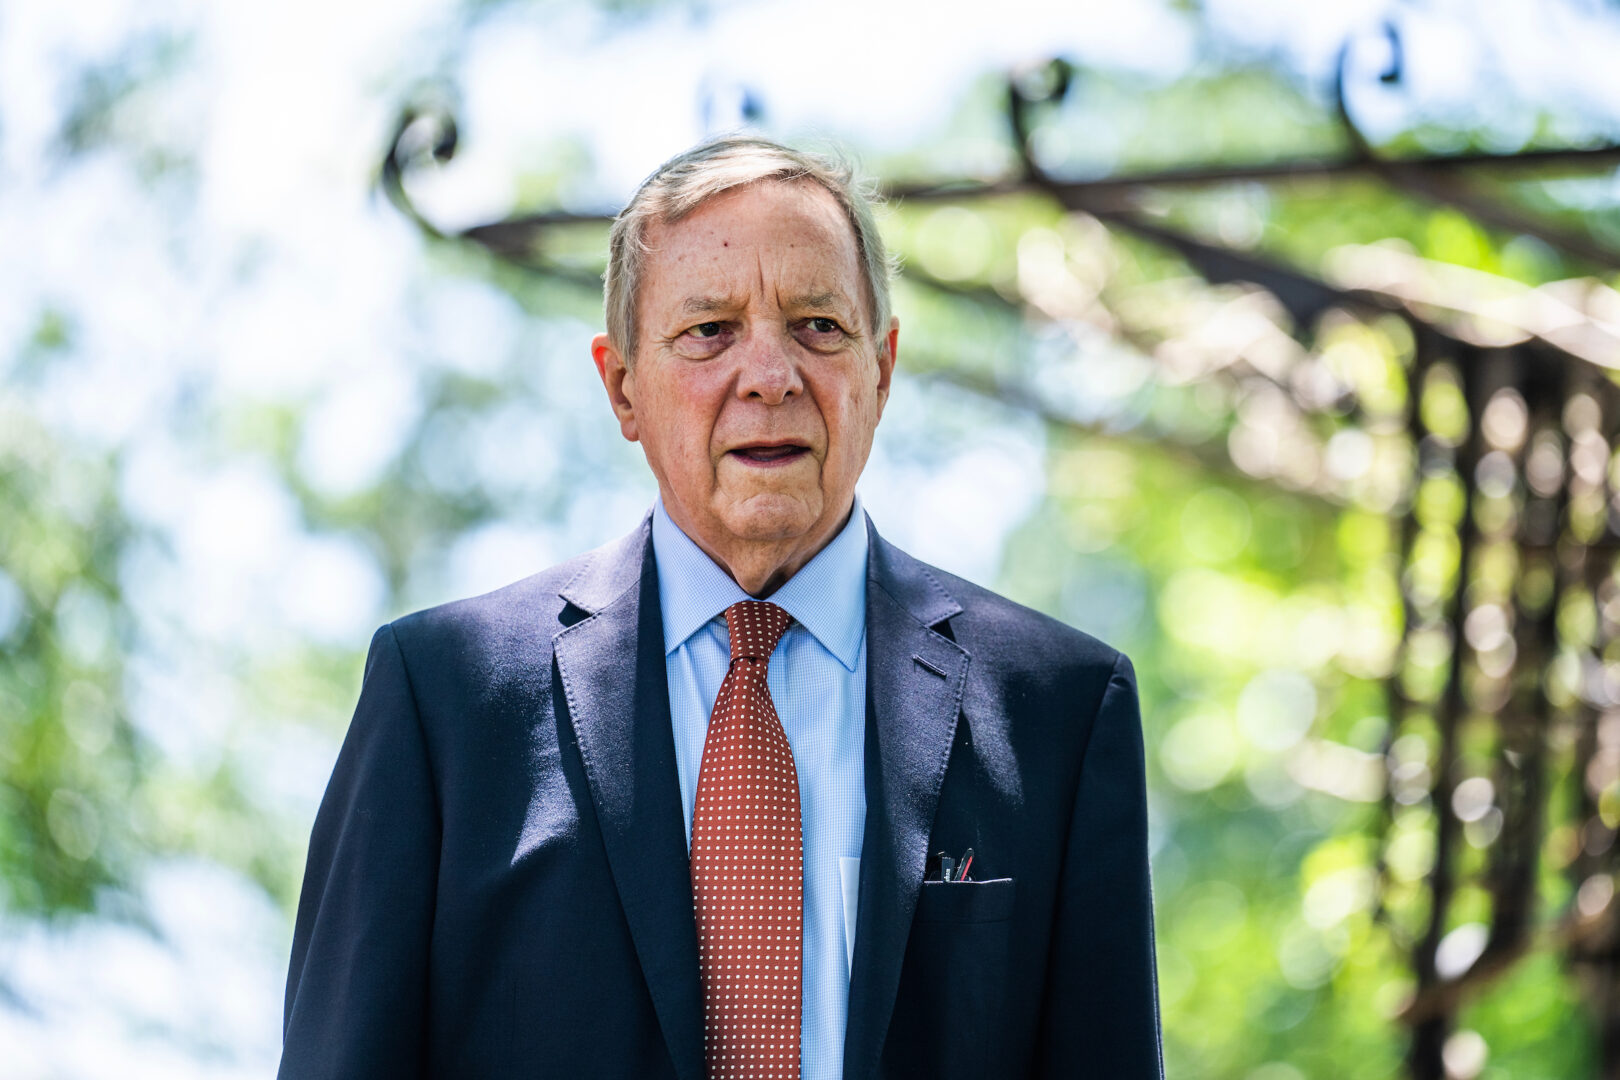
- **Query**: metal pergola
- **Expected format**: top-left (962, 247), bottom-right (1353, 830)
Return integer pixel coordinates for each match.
top-left (379, 30), bottom-right (1620, 1077)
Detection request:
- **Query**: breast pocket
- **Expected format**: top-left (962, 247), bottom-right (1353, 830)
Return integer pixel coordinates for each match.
top-left (912, 877), bottom-right (1017, 923)
top-left (884, 878), bottom-right (1016, 1079)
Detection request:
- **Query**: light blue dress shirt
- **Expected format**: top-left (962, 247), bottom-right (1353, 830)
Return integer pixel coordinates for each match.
top-left (651, 495), bottom-right (868, 1080)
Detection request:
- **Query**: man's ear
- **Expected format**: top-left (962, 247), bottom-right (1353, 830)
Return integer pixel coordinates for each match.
top-left (591, 333), bottom-right (640, 443)
top-left (874, 316), bottom-right (899, 419)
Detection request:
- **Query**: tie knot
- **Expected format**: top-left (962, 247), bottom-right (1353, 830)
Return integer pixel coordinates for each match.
top-left (724, 600), bottom-right (792, 664)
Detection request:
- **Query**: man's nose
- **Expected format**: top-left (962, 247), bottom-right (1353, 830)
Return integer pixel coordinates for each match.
top-left (733, 327), bottom-right (804, 405)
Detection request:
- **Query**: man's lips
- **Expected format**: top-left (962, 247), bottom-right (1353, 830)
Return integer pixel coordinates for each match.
top-left (728, 443), bottom-right (811, 466)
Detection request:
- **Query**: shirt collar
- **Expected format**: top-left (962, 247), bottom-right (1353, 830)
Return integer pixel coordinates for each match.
top-left (650, 493), bottom-right (868, 671)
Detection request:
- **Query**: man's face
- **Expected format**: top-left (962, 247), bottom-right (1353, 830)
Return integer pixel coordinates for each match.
top-left (597, 180), bottom-right (897, 562)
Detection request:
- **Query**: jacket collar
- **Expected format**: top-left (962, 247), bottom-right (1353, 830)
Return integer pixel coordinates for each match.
top-left (557, 513), bottom-right (655, 616)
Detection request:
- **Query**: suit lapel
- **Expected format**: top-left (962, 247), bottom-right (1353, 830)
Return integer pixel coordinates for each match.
top-left (843, 521), bottom-right (970, 1080)
top-left (552, 519), bottom-right (705, 1080)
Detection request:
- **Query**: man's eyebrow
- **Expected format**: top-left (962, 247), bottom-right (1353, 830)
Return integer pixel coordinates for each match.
top-left (786, 291), bottom-right (845, 311)
top-left (674, 290), bottom-right (854, 317)
top-left (678, 295), bottom-right (741, 316)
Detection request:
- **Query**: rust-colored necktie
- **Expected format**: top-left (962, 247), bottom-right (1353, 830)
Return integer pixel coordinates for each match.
top-left (690, 600), bottom-right (802, 1080)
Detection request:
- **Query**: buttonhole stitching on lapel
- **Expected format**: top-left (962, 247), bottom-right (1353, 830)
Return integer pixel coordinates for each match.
top-left (912, 654), bottom-right (948, 678)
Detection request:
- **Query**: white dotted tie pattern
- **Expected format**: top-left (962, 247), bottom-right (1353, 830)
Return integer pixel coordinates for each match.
top-left (691, 601), bottom-right (802, 1080)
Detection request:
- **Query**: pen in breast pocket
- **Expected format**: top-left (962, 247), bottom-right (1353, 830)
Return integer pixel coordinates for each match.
top-left (956, 848), bottom-right (973, 882)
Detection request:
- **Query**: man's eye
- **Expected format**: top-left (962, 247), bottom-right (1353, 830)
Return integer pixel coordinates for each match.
top-left (807, 318), bottom-right (841, 334)
top-left (689, 322), bottom-right (723, 339)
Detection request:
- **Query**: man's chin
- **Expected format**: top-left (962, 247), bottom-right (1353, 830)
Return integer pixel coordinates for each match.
top-left (716, 492), bottom-right (823, 544)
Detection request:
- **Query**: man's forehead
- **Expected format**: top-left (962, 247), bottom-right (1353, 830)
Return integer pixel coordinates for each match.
top-left (646, 183), bottom-right (857, 262)
top-left (640, 184), bottom-right (866, 314)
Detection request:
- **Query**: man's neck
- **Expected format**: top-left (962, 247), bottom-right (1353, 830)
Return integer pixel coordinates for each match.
top-left (662, 499), bottom-right (854, 599)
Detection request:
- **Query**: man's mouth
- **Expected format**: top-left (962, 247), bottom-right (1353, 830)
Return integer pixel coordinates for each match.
top-left (729, 442), bottom-right (811, 465)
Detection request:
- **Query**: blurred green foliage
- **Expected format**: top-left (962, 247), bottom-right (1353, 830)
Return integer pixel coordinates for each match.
top-left (0, 395), bottom-right (134, 915)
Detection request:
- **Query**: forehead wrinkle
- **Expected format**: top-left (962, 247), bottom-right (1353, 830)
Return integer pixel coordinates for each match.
top-left (647, 186), bottom-right (868, 334)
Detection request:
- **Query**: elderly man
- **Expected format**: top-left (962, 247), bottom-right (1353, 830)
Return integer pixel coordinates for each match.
top-left (278, 135), bottom-right (1162, 1080)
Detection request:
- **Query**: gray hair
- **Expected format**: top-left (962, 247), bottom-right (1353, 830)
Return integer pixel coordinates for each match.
top-left (603, 134), bottom-right (896, 363)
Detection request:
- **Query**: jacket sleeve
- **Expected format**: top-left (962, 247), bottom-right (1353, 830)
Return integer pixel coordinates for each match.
top-left (1033, 651), bottom-right (1164, 1079)
top-left (278, 623), bottom-right (441, 1080)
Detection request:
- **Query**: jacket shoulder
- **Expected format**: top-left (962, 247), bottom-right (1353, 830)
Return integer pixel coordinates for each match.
top-left (400, 552), bottom-right (583, 632)
top-left (381, 538), bottom-right (615, 673)
top-left (911, 557), bottom-right (1125, 681)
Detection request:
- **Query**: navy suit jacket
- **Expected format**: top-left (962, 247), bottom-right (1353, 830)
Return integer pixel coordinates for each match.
top-left (279, 512), bottom-right (1163, 1079)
